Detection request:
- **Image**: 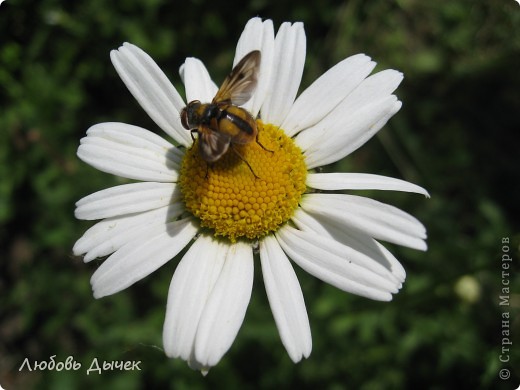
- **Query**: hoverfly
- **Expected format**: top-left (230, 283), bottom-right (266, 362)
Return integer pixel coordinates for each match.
top-left (180, 50), bottom-right (270, 177)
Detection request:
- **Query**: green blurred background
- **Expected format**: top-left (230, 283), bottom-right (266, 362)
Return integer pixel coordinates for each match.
top-left (1, 0), bottom-right (519, 388)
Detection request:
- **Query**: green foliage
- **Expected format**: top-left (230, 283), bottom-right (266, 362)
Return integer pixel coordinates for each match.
top-left (1, 0), bottom-right (519, 389)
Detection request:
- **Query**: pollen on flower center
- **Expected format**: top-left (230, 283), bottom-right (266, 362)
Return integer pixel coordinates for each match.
top-left (179, 121), bottom-right (307, 242)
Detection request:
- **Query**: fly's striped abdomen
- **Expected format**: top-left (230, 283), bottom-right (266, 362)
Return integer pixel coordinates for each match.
top-left (217, 105), bottom-right (257, 144)
top-left (220, 111), bottom-right (253, 134)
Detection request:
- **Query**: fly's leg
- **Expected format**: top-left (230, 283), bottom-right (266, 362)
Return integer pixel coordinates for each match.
top-left (230, 144), bottom-right (260, 179)
top-left (255, 133), bottom-right (274, 154)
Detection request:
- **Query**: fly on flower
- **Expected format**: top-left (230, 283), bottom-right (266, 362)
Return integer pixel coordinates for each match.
top-left (180, 50), bottom-right (269, 177)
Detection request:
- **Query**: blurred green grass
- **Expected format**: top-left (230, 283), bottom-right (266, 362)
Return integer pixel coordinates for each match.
top-left (1, 0), bottom-right (519, 389)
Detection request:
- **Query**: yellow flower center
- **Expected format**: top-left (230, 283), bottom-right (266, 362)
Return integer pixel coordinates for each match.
top-left (179, 121), bottom-right (307, 242)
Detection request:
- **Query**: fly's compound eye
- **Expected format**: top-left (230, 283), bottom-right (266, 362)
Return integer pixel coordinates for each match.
top-left (181, 100), bottom-right (202, 130)
top-left (180, 108), bottom-right (190, 130)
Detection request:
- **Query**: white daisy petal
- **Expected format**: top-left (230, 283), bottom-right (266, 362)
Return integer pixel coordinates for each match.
top-left (234, 17), bottom-right (266, 65)
top-left (75, 182), bottom-right (179, 220)
top-left (78, 140), bottom-right (177, 183)
top-left (234, 17), bottom-right (275, 116)
top-left (193, 240), bottom-right (254, 369)
top-left (164, 237), bottom-right (254, 372)
top-left (85, 122), bottom-right (184, 164)
top-left (110, 43), bottom-right (191, 147)
top-left (260, 235), bottom-right (311, 362)
top-left (78, 123), bottom-right (181, 182)
top-left (282, 223), bottom-right (401, 291)
top-left (374, 240), bottom-right (407, 283)
top-left (295, 69), bottom-right (403, 156)
top-left (333, 69), bottom-right (404, 119)
top-left (301, 97), bottom-right (401, 168)
top-left (163, 236), bottom-right (227, 363)
top-left (276, 225), bottom-right (395, 301)
top-left (73, 204), bottom-right (184, 262)
top-left (290, 207), bottom-right (333, 236)
top-left (291, 208), bottom-right (406, 284)
top-left (261, 22), bottom-right (306, 125)
top-left (307, 173), bottom-right (429, 197)
top-left (282, 55), bottom-right (375, 137)
top-left (301, 193), bottom-right (427, 251)
top-left (91, 217), bottom-right (198, 298)
top-left (182, 57), bottom-right (219, 104)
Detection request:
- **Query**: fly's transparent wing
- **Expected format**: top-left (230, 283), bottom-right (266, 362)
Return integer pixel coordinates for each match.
top-left (198, 126), bottom-right (232, 162)
top-left (212, 51), bottom-right (260, 106)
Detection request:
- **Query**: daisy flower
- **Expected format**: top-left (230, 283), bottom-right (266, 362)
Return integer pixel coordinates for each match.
top-left (74, 17), bottom-right (428, 372)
